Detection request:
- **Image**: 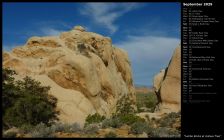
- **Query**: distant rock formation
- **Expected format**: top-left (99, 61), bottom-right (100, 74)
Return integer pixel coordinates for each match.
top-left (153, 46), bottom-right (181, 113)
top-left (3, 25), bottom-right (136, 127)
top-left (134, 86), bottom-right (154, 94)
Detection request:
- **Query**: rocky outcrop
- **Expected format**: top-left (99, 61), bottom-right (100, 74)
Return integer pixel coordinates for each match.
top-left (3, 26), bottom-right (135, 127)
top-left (153, 46), bottom-right (181, 113)
top-left (135, 86), bottom-right (154, 94)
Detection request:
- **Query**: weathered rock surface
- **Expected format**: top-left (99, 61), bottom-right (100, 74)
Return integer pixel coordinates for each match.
top-left (3, 127), bottom-right (22, 137)
top-left (3, 25), bottom-right (135, 127)
top-left (153, 69), bottom-right (165, 93)
top-left (153, 46), bottom-right (181, 113)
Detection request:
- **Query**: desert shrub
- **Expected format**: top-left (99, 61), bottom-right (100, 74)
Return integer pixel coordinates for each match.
top-left (2, 68), bottom-right (19, 115)
top-left (85, 113), bottom-right (105, 127)
top-left (101, 95), bottom-right (144, 128)
top-left (49, 123), bottom-right (65, 133)
top-left (104, 131), bottom-right (117, 138)
top-left (145, 95), bottom-right (157, 109)
top-left (147, 112), bottom-right (181, 138)
top-left (166, 129), bottom-right (181, 138)
top-left (149, 127), bottom-right (180, 138)
top-left (158, 112), bottom-right (180, 127)
top-left (102, 118), bottom-right (122, 128)
top-left (29, 123), bottom-right (55, 138)
top-left (115, 95), bottom-right (135, 116)
top-left (112, 95), bottom-right (141, 126)
top-left (136, 93), bottom-right (157, 113)
top-left (2, 68), bottom-right (58, 129)
top-left (118, 114), bottom-right (145, 125)
top-left (67, 123), bottom-right (81, 133)
top-left (83, 124), bottom-right (99, 134)
top-left (102, 114), bottom-right (145, 128)
top-left (130, 121), bottom-right (153, 135)
top-left (47, 122), bottom-right (81, 133)
top-left (65, 123), bottom-right (81, 133)
top-left (20, 124), bottom-right (34, 133)
top-left (4, 94), bottom-right (57, 127)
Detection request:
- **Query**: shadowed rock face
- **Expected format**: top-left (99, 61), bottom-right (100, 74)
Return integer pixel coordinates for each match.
top-left (153, 46), bottom-right (181, 113)
top-left (3, 26), bottom-right (136, 127)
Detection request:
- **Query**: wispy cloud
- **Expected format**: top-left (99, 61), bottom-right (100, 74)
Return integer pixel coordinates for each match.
top-left (20, 20), bottom-right (72, 37)
top-left (115, 35), bottom-right (180, 85)
top-left (3, 21), bottom-right (70, 51)
top-left (116, 35), bottom-right (180, 61)
top-left (121, 18), bottom-right (180, 39)
top-left (80, 3), bottom-right (143, 34)
top-left (33, 20), bottom-right (72, 29)
top-left (40, 28), bottom-right (64, 36)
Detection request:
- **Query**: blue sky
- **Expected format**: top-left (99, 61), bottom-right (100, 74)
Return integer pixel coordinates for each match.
top-left (3, 2), bottom-right (180, 87)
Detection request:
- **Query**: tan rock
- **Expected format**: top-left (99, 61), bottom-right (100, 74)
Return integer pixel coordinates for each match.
top-left (166, 46), bottom-right (181, 79)
top-left (137, 132), bottom-right (148, 138)
top-left (73, 25), bottom-right (86, 32)
top-left (4, 127), bottom-right (21, 135)
top-left (3, 25), bottom-right (135, 126)
top-left (26, 36), bottom-right (65, 48)
top-left (135, 86), bottom-right (154, 94)
top-left (3, 52), bottom-right (11, 61)
top-left (153, 69), bottom-right (165, 93)
top-left (137, 112), bottom-right (163, 120)
top-left (153, 46), bottom-right (181, 113)
top-left (160, 77), bottom-right (180, 105)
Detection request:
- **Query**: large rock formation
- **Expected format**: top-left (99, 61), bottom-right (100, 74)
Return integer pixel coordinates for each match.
top-left (153, 46), bottom-right (181, 113)
top-left (3, 26), bottom-right (135, 127)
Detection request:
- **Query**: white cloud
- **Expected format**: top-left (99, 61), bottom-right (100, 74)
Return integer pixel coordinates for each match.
top-left (80, 3), bottom-right (142, 34)
top-left (115, 35), bottom-right (180, 85)
top-left (34, 20), bottom-right (72, 29)
top-left (40, 28), bottom-right (65, 36)
top-left (115, 35), bottom-right (180, 64)
top-left (25, 20), bottom-right (72, 37)
top-left (3, 27), bottom-right (66, 51)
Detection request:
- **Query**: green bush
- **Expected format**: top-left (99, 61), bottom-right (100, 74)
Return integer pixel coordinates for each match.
top-left (102, 114), bottom-right (145, 128)
top-left (2, 68), bottom-right (58, 129)
top-left (2, 68), bottom-right (19, 115)
top-left (49, 123), bottom-right (65, 133)
top-left (158, 112), bottom-right (180, 127)
top-left (149, 127), bottom-right (180, 138)
top-left (115, 95), bottom-right (135, 116)
top-left (102, 118), bottom-right (122, 128)
top-left (112, 95), bottom-right (141, 126)
top-left (29, 123), bottom-right (55, 138)
top-left (104, 131), bottom-right (117, 138)
top-left (136, 93), bottom-right (157, 113)
top-left (83, 124), bottom-right (99, 134)
top-left (24, 122), bottom-right (81, 137)
top-left (53, 123), bottom-right (81, 133)
top-left (20, 124), bottom-right (34, 133)
top-left (85, 113), bottom-right (105, 127)
top-left (101, 95), bottom-right (144, 129)
top-left (130, 121), bottom-right (152, 135)
top-left (4, 94), bottom-right (56, 127)
top-left (118, 114), bottom-right (145, 125)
